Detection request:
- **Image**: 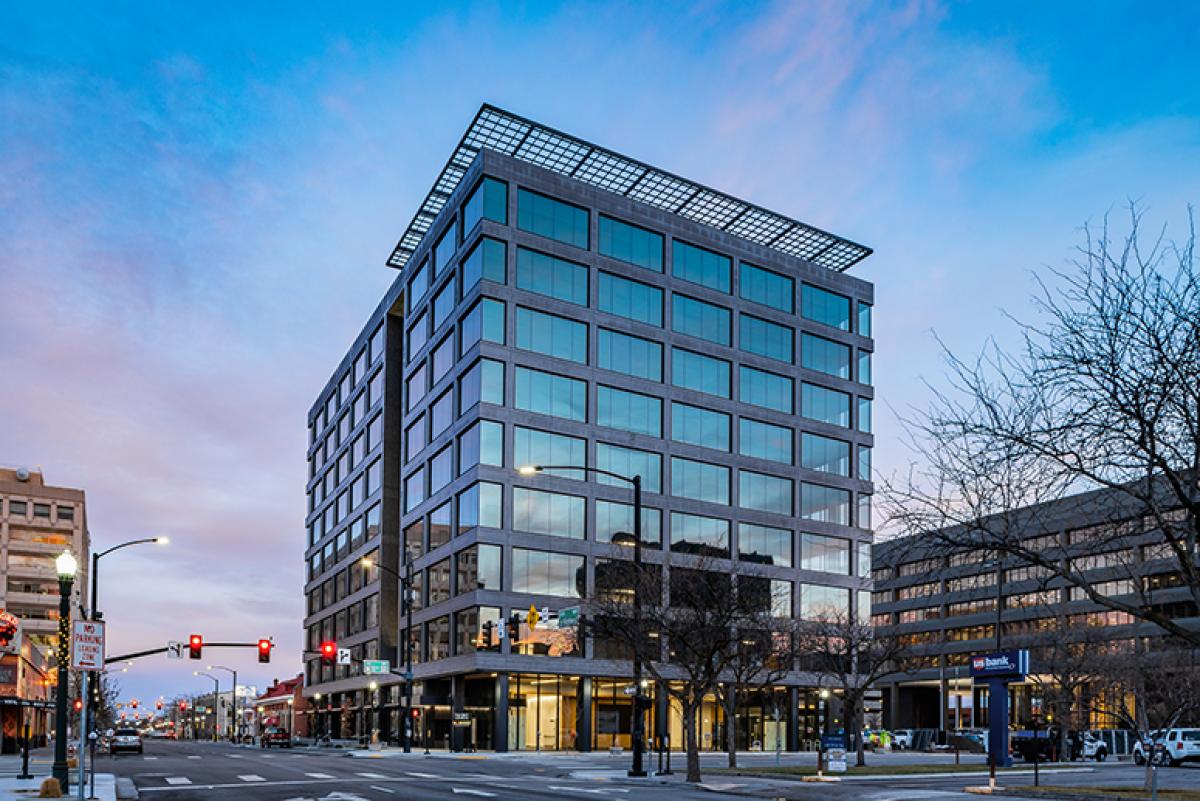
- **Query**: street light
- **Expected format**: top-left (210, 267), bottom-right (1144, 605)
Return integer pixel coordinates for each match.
top-left (194, 672), bottom-right (220, 742)
top-left (90, 537), bottom-right (169, 620)
top-left (208, 665), bottom-right (238, 742)
top-left (51, 551), bottom-right (77, 792)
top-left (363, 554), bottom-right (413, 753)
top-left (518, 464), bottom-right (647, 778)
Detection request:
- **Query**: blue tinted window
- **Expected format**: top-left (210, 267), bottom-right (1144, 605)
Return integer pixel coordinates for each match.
top-left (599, 215), bottom-right (663, 271)
top-left (434, 226), bottom-right (456, 276)
top-left (740, 314), bottom-right (793, 363)
top-left (800, 533), bottom-right (850, 574)
top-left (515, 307), bottom-right (587, 363)
top-left (596, 501), bottom-right (662, 547)
top-left (596, 443), bottom-right (661, 494)
top-left (461, 237), bottom-right (506, 291)
top-left (671, 456), bottom-right (729, 505)
top-left (598, 329), bottom-right (662, 382)
top-left (740, 263), bottom-right (794, 313)
top-left (801, 432), bottom-right (850, 476)
top-left (459, 358), bottom-right (504, 413)
top-left (739, 470), bottom-right (793, 515)
top-left (463, 177), bottom-right (507, 233)
top-left (513, 426), bottom-right (586, 481)
top-left (672, 294), bottom-right (731, 345)
top-left (408, 258), bottom-right (429, 313)
top-left (511, 548), bottom-right (582, 597)
top-left (802, 284), bottom-right (851, 330)
top-left (802, 383), bottom-right (850, 427)
top-left (739, 418), bottom-right (793, 464)
top-left (672, 348), bottom-right (730, 398)
top-left (514, 366), bottom-right (586, 422)
top-left (858, 445), bottom-right (871, 481)
top-left (670, 512), bottom-right (729, 557)
top-left (858, 302), bottom-right (872, 337)
top-left (517, 188), bottom-right (588, 249)
top-left (801, 333), bottom-right (851, 378)
top-left (598, 272), bottom-right (662, 326)
top-left (597, 385), bottom-right (662, 437)
top-left (458, 419), bottom-right (503, 473)
top-left (407, 312), bottom-right (428, 360)
top-left (672, 241), bottom-right (731, 293)
top-left (671, 403), bottom-right (730, 452)
top-left (515, 247), bottom-right (588, 306)
top-left (513, 487), bottom-right (586, 539)
top-left (460, 299), bottom-right (504, 356)
top-left (738, 523), bottom-right (792, 567)
top-left (858, 350), bottom-right (872, 385)
top-left (458, 481), bottom-right (503, 530)
top-left (801, 483), bottom-right (851, 525)
top-left (739, 365), bottom-right (793, 413)
top-left (433, 279), bottom-right (456, 329)
top-left (858, 397), bottom-right (872, 433)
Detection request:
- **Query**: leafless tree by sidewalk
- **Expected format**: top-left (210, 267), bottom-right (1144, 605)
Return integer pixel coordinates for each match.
top-left (883, 206), bottom-right (1200, 647)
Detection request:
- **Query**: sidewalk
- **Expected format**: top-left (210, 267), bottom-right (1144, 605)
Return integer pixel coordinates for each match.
top-left (0, 750), bottom-right (117, 800)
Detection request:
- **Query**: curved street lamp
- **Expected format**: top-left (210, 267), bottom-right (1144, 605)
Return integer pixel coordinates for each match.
top-left (517, 464), bottom-right (647, 778)
top-left (51, 551), bottom-right (78, 791)
top-left (194, 672), bottom-right (220, 742)
top-left (208, 665), bottom-right (239, 742)
top-left (91, 537), bottom-right (169, 620)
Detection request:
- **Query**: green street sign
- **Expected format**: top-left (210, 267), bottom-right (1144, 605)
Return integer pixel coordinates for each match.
top-left (557, 606), bottom-right (580, 628)
top-left (363, 659), bottom-right (391, 675)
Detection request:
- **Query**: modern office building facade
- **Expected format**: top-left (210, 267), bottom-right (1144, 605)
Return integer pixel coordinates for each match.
top-left (872, 486), bottom-right (1199, 738)
top-left (303, 106), bottom-right (876, 751)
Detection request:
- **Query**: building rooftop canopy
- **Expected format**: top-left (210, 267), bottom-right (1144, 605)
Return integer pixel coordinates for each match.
top-left (387, 104), bottom-right (873, 273)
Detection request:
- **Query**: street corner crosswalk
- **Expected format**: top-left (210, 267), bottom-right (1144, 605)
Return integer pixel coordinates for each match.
top-left (164, 777), bottom-right (192, 785)
top-left (238, 774), bottom-right (267, 781)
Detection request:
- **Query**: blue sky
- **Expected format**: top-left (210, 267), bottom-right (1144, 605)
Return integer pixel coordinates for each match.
top-left (2, 1), bottom-right (1198, 705)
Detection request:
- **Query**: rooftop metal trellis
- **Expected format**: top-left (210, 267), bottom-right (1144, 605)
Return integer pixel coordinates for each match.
top-left (386, 105), bottom-right (872, 272)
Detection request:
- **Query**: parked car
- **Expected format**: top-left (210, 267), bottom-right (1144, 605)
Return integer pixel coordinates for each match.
top-left (261, 727), bottom-right (292, 748)
top-left (892, 729), bottom-right (913, 750)
top-left (110, 728), bottom-right (143, 755)
top-left (1136, 729), bottom-right (1200, 767)
top-left (1011, 729), bottom-right (1108, 762)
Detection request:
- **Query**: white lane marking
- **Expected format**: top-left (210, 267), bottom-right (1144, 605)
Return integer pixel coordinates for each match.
top-left (227, 754), bottom-right (245, 758)
top-left (406, 771), bottom-right (439, 778)
top-left (357, 772), bottom-right (387, 779)
top-left (371, 787), bottom-right (397, 795)
top-left (451, 790), bottom-right (497, 798)
top-left (164, 777), bottom-right (191, 785)
top-left (305, 772), bottom-right (335, 778)
top-left (239, 774), bottom-right (267, 782)
top-left (143, 756), bottom-right (158, 760)
top-left (550, 788), bottom-right (628, 795)
top-left (187, 755), bottom-right (202, 759)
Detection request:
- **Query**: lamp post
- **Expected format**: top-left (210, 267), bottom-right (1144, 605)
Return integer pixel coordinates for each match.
top-left (195, 672), bottom-right (220, 742)
top-left (90, 537), bottom-right (169, 621)
top-left (518, 464), bottom-right (647, 777)
top-left (52, 550), bottom-right (78, 792)
top-left (363, 554), bottom-right (412, 752)
top-left (208, 666), bottom-right (238, 742)
top-left (818, 688), bottom-right (830, 777)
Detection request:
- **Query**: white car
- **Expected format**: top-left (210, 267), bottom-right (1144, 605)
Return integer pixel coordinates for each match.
top-left (892, 730), bottom-right (913, 750)
top-left (1134, 729), bottom-right (1200, 766)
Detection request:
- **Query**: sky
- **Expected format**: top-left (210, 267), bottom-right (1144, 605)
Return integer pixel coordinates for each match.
top-left (2, 0), bottom-right (1198, 705)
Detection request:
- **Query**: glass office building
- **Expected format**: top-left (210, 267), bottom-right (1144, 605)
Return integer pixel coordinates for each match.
top-left (303, 106), bottom-right (875, 751)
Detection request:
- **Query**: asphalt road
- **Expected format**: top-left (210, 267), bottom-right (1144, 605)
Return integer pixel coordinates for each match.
top-left (106, 740), bottom-right (750, 801)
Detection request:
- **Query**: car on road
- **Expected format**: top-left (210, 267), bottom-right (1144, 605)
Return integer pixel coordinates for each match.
top-left (892, 729), bottom-right (913, 750)
top-left (1011, 730), bottom-right (1108, 762)
top-left (110, 728), bottom-right (143, 755)
top-left (1137, 728), bottom-right (1200, 767)
top-left (261, 726), bottom-right (292, 748)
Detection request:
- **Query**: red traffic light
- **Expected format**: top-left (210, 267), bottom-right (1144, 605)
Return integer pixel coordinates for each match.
top-left (132, 699), bottom-right (138, 709)
top-left (73, 698), bottom-right (83, 712)
top-left (258, 639), bottom-right (273, 664)
top-left (319, 641), bottom-right (337, 664)
top-left (179, 701), bottom-right (187, 711)
top-left (156, 701), bottom-right (163, 710)
top-left (411, 707), bottom-right (421, 718)
top-left (188, 634), bottom-right (203, 659)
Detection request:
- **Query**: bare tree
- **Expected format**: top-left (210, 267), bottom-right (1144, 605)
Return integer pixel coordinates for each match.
top-left (884, 206), bottom-right (1200, 647)
top-left (1087, 640), bottom-right (1200, 788)
top-left (795, 609), bottom-right (911, 767)
top-left (587, 556), bottom-right (797, 782)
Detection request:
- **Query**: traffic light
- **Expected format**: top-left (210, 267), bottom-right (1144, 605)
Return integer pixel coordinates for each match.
top-left (132, 699), bottom-right (138, 709)
top-left (320, 641), bottom-right (337, 664)
top-left (73, 698), bottom-right (83, 712)
top-left (258, 639), bottom-right (273, 663)
top-left (179, 701), bottom-right (187, 712)
top-left (188, 634), bottom-right (203, 659)
top-left (411, 707), bottom-right (421, 719)
top-left (156, 701), bottom-right (163, 711)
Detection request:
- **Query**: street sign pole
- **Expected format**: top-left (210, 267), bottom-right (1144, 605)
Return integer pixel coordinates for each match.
top-left (77, 671), bottom-right (88, 801)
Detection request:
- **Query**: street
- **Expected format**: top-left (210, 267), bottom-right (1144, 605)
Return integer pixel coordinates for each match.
top-left (105, 740), bottom-right (748, 801)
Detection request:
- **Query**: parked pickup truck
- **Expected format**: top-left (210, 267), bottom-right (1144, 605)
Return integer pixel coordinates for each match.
top-left (1011, 730), bottom-right (1108, 762)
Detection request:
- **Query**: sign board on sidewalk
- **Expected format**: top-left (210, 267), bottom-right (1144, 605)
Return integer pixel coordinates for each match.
top-left (452, 712), bottom-right (471, 727)
top-left (71, 620), bottom-right (105, 671)
top-left (363, 659), bottom-right (390, 675)
top-left (822, 734), bottom-right (848, 773)
top-left (165, 640), bottom-right (184, 660)
top-left (557, 606), bottom-right (580, 628)
top-left (336, 648), bottom-right (352, 666)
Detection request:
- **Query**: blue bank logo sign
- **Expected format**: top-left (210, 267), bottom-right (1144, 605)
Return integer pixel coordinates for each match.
top-left (970, 649), bottom-right (1029, 679)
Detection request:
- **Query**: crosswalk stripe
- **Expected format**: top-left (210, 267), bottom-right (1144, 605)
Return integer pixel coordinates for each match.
top-left (305, 772), bottom-right (334, 779)
top-left (238, 775), bottom-right (266, 782)
top-left (357, 772), bottom-right (387, 779)
top-left (187, 756), bottom-right (202, 760)
top-left (371, 787), bottom-right (396, 795)
top-left (143, 756), bottom-right (157, 761)
top-left (164, 777), bottom-right (191, 785)
top-left (406, 771), bottom-right (439, 778)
